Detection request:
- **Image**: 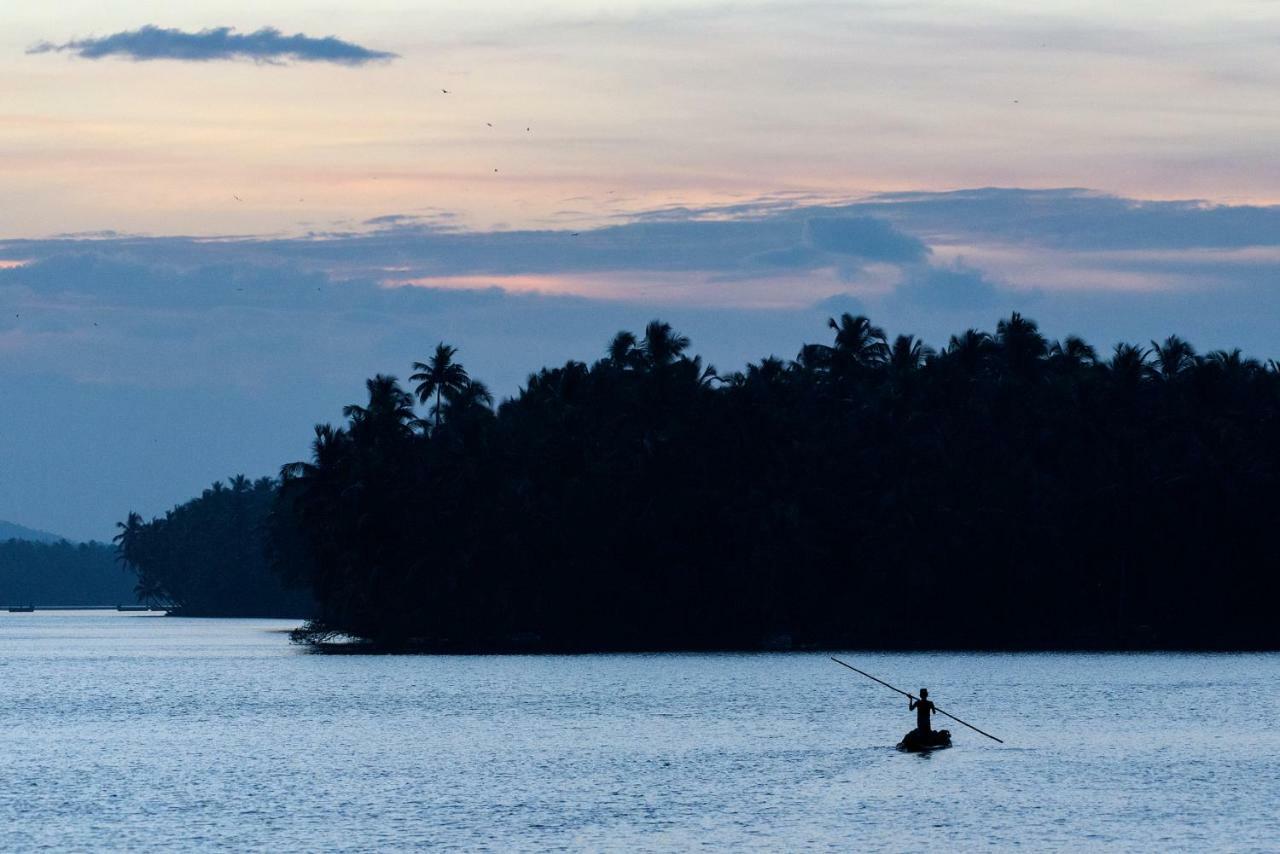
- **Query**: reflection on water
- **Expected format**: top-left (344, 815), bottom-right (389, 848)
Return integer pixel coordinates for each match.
top-left (1, 613), bottom-right (1277, 851)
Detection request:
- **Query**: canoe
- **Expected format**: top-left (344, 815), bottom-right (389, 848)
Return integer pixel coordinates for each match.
top-left (897, 728), bottom-right (952, 752)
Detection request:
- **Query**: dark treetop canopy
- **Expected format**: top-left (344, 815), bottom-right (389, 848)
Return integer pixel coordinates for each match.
top-left (125, 313), bottom-right (1280, 648)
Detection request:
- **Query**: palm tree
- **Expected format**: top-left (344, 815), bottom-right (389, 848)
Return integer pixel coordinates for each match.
top-left (442, 378), bottom-right (496, 423)
top-left (133, 575), bottom-right (168, 608)
top-left (114, 511), bottom-right (173, 608)
top-left (1199, 350), bottom-right (1263, 398)
top-left (113, 511), bottom-right (144, 568)
top-left (410, 344), bottom-right (470, 429)
top-left (1106, 343), bottom-right (1150, 391)
top-left (726, 356), bottom-right (787, 390)
top-left (827, 313), bottom-right (888, 368)
top-left (995, 312), bottom-right (1048, 378)
top-left (519, 362), bottom-right (591, 407)
top-left (640, 321), bottom-right (690, 369)
top-left (889, 334), bottom-right (934, 376)
top-left (750, 356), bottom-right (788, 384)
top-left (793, 343), bottom-right (832, 374)
top-left (1203, 348), bottom-right (1258, 373)
top-left (1046, 337), bottom-right (1098, 392)
top-left (672, 355), bottom-right (720, 387)
top-left (944, 329), bottom-right (993, 376)
top-left (343, 375), bottom-right (417, 441)
top-left (607, 331), bottom-right (639, 368)
top-left (1150, 335), bottom-right (1196, 381)
top-left (1049, 336), bottom-right (1097, 369)
top-left (281, 423), bottom-right (351, 481)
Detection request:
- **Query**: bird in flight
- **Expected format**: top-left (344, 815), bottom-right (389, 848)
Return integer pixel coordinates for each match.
top-left (571, 232), bottom-right (580, 237)
top-left (486, 122), bottom-right (493, 127)
top-left (441, 89), bottom-right (449, 94)
top-left (233, 195), bottom-right (243, 202)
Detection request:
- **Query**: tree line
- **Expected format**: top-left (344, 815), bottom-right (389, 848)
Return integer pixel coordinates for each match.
top-left (257, 313), bottom-right (1280, 650)
top-left (115, 475), bottom-right (312, 616)
top-left (0, 538), bottom-right (134, 606)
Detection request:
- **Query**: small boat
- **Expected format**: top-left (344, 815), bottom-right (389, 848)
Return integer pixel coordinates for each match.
top-left (7, 604), bottom-right (35, 613)
top-left (897, 728), bottom-right (952, 752)
top-left (116, 605), bottom-right (150, 612)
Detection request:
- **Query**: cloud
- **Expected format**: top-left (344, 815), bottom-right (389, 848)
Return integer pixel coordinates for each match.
top-left (891, 261), bottom-right (1004, 310)
top-left (9, 184), bottom-right (1280, 542)
top-left (614, 188), bottom-right (1280, 256)
top-left (803, 217), bottom-right (929, 262)
top-left (739, 245), bottom-right (828, 271)
top-left (7, 189), bottom-right (1280, 296)
top-left (846, 188), bottom-right (1280, 251)
top-left (28, 26), bottom-right (397, 66)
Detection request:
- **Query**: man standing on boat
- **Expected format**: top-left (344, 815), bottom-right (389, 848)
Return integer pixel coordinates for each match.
top-left (910, 688), bottom-right (935, 734)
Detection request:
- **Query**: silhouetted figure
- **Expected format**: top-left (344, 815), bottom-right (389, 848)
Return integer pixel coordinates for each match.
top-left (910, 688), bottom-right (935, 734)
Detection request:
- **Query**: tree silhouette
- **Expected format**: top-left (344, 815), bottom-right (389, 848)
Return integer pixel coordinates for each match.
top-left (410, 343), bottom-right (470, 430)
top-left (996, 311), bottom-right (1048, 379)
top-left (607, 330), bottom-right (639, 369)
top-left (827, 313), bottom-right (889, 371)
top-left (1151, 335), bottom-right (1196, 381)
top-left (126, 311), bottom-right (1280, 649)
top-left (0, 539), bottom-right (134, 606)
top-left (1107, 342), bottom-right (1150, 391)
top-left (640, 321), bottom-right (691, 370)
top-left (115, 477), bottom-right (311, 616)
top-left (889, 334), bottom-right (934, 376)
top-left (1049, 335), bottom-right (1098, 374)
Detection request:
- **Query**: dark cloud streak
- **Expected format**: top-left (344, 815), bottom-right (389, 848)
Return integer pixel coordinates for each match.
top-left (28, 25), bottom-right (397, 66)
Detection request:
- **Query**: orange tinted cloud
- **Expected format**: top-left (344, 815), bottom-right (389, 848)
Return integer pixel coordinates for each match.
top-left (387, 267), bottom-right (880, 309)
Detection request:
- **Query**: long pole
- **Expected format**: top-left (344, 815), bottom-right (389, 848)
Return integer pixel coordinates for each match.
top-left (830, 656), bottom-right (1004, 744)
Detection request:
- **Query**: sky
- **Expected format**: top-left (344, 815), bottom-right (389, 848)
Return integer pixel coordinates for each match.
top-left (3, 1), bottom-right (1280, 539)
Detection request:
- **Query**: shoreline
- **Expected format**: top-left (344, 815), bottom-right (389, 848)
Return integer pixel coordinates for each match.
top-left (296, 638), bottom-right (1280, 655)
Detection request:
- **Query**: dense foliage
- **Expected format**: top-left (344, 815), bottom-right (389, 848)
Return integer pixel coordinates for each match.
top-left (116, 476), bottom-right (313, 616)
top-left (0, 539), bottom-right (134, 606)
top-left (272, 313), bottom-right (1280, 649)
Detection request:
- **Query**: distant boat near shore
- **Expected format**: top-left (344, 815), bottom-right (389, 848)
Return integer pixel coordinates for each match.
top-left (7, 604), bottom-right (35, 613)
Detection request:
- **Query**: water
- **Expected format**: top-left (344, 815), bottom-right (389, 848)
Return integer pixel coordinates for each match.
top-left (1, 614), bottom-right (1276, 852)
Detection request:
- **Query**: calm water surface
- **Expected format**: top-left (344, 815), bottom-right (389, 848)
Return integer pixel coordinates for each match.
top-left (1, 614), bottom-right (1276, 851)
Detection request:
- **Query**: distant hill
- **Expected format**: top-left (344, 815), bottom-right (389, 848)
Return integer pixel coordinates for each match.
top-left (0, 519), bottom-right (68, 544)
